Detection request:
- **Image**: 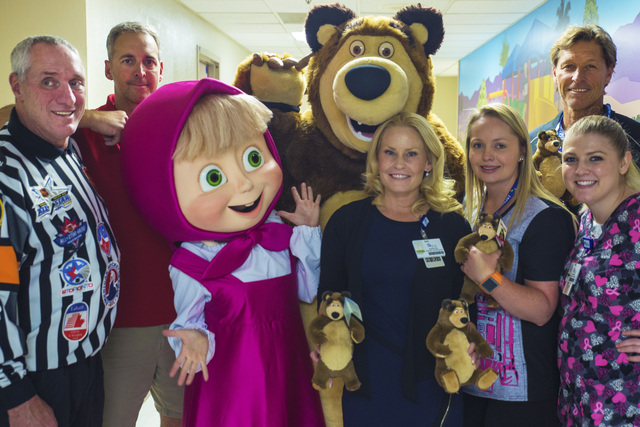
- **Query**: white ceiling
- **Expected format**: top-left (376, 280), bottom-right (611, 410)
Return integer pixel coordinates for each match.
top-left (177, 0), bottom-right (548, 76)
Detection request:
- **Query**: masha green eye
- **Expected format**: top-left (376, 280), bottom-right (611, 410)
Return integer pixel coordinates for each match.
top-left (243, 146), bottom-right (264, 172)
top-left (199, 165), bottom-right (227, 192)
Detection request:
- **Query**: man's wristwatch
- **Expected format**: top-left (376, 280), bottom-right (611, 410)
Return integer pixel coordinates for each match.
top-left (479, 272), bottom-right (502, 294)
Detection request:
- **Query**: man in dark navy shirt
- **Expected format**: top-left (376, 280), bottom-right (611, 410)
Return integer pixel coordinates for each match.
top-left (530, 25), bottom-right (640, 161)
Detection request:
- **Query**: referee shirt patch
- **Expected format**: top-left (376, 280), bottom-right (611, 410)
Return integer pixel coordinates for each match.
top-left (62, 301), bottom-right (89, 341)
top-left (54, 216), bottom-right (87, 253)
top-left (102, 262), bottom-right (120, 308)
top-left (59, 258), bottom-right (95, 296)
top-left (29, 176), bottom-right (73, 222)
top-left (97, 222), bottom-right (111, 256)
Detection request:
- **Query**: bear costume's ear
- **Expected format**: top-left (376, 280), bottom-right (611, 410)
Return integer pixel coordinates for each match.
top-left (305, 3), bottom-right (356, 52)
top-left (441, 299), bottom-right (452, 309)
top-left (341, 291), bottom-right (352, 299)
top-left (394, 5), bottom-right (444, 56)
top-left (538, 130), bottom-right (548, 141)
top-left (321, 291), bottom-right (333, 301)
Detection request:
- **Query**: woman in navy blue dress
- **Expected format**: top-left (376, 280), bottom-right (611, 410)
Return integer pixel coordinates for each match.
top-left (319, 112), bottom-right (471, 426)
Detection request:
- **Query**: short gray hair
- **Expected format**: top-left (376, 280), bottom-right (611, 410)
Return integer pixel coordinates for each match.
top-left (11, 35), bottom-right (80, 81)
top-left (106, 22), bottom-right (161, 62)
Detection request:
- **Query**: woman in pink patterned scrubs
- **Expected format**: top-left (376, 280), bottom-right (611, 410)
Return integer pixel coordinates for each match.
top-left (558, 115), bottom-right (640, 427)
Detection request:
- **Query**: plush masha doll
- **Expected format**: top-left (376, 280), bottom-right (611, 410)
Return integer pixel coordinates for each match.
top-left (120, 79), bottom-right (325, 427)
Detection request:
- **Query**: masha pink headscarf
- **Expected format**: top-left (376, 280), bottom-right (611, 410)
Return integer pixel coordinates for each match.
top-left (120, 78), bottom-right (282, 244)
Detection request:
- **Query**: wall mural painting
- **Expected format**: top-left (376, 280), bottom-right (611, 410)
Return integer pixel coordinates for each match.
top-left (457, 0), bottom-right (640, 141)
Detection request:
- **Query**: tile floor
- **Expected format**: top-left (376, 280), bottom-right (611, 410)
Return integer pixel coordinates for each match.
top-left (135, 394), bottom-right (160, 426)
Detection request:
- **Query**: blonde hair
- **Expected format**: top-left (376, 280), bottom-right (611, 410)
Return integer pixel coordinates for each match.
top-left (565, 115), bottom-right (640, 192)
top-left (464, 104), bottom-right (571, 228)
top-left (173, 93), bottom-right (272, 162)
top-left (363, 112), bottom-right (462, 216)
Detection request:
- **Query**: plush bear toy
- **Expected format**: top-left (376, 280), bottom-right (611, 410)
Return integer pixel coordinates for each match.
top-left (308, 291), bottom-right (364, 392)
top-left (454, 213), bottom-right (514, 307)
top-left (533, 130), bottom-right (566, 198)
top-left (234, 4), bottom-right (465, 229)
top-left (533, 130), bottom-right (578, 209)
top-left (426, 299), bottom-right (498, 393)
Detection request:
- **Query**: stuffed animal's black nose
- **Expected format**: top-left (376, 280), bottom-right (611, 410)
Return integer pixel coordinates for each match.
top-left (461, 317), bottom-right (468, 324)
top-left (331, 312), bottom-right (340, 319)
top-left (480, 235), bottom-right (488, 241)
top-left (553, 141), bottom-right (560, 147)
top-left (345, 65), bottom-right (390, 101)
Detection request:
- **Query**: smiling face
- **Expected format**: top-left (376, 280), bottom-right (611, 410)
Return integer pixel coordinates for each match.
top-left (468, 115), bottom-right (524, 193)
top-left (377, 126), bottom-right (431, 201)
top-left (173, 134), bottom-right (283, 233)
top-left (10, 43), bottom-right (86, 149)
top-left (106, 31), bottom-right (163, 115)
top-left (553, 40), bottom-right (613, 119)
top-left (562, 132), bottom-right (630, 220)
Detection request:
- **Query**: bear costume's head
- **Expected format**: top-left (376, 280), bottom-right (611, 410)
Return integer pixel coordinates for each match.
top-left (233, 3), bottom-right (465, 224)
top-left (305, 4), bottom-right (444, 157)
top-left (319, 291), bottom-right (350, 321)
top-left (536, 130), bottom-right (562, 156)
top-left (438, 299), bottom-right (470, 330)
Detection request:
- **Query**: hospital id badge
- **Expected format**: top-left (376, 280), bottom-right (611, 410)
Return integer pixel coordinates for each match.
top-left (424, 256), bottom-right (445, 268)
top-left (563, 263), bottom-right (581, 295)
top-left (412, 238), bottom-right (445, 259)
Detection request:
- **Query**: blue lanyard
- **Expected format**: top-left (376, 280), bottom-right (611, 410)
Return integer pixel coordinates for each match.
top-left (420, 214), bottom-right (429, 239)
top-left (482, 178), bottom-right (518, 216)
top-left (582, 212), bottom-right (599, 254)
top-left (556, 115), bottom-right (565, 140)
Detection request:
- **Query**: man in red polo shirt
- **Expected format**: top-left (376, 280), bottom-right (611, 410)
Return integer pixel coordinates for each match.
top-left (74, 22), bottom-right (182, 427)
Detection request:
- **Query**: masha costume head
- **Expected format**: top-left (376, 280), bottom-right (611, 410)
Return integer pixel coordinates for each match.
top-left (121, 78), bottom-right (282, 243)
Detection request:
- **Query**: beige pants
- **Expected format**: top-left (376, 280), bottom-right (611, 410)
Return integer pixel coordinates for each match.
top-left (101, 325), bottom-right (184, 427)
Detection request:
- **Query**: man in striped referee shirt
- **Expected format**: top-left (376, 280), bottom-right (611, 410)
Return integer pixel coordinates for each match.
top-left (0, 36), bottom-right (120, 426)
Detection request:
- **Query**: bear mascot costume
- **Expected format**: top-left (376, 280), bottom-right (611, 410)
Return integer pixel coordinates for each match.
top-left (233, 3), bottom-right (465, 229)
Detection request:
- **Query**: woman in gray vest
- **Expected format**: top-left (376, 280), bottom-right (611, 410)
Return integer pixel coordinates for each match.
top-left (460, 103), bottom-right (575, 427)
